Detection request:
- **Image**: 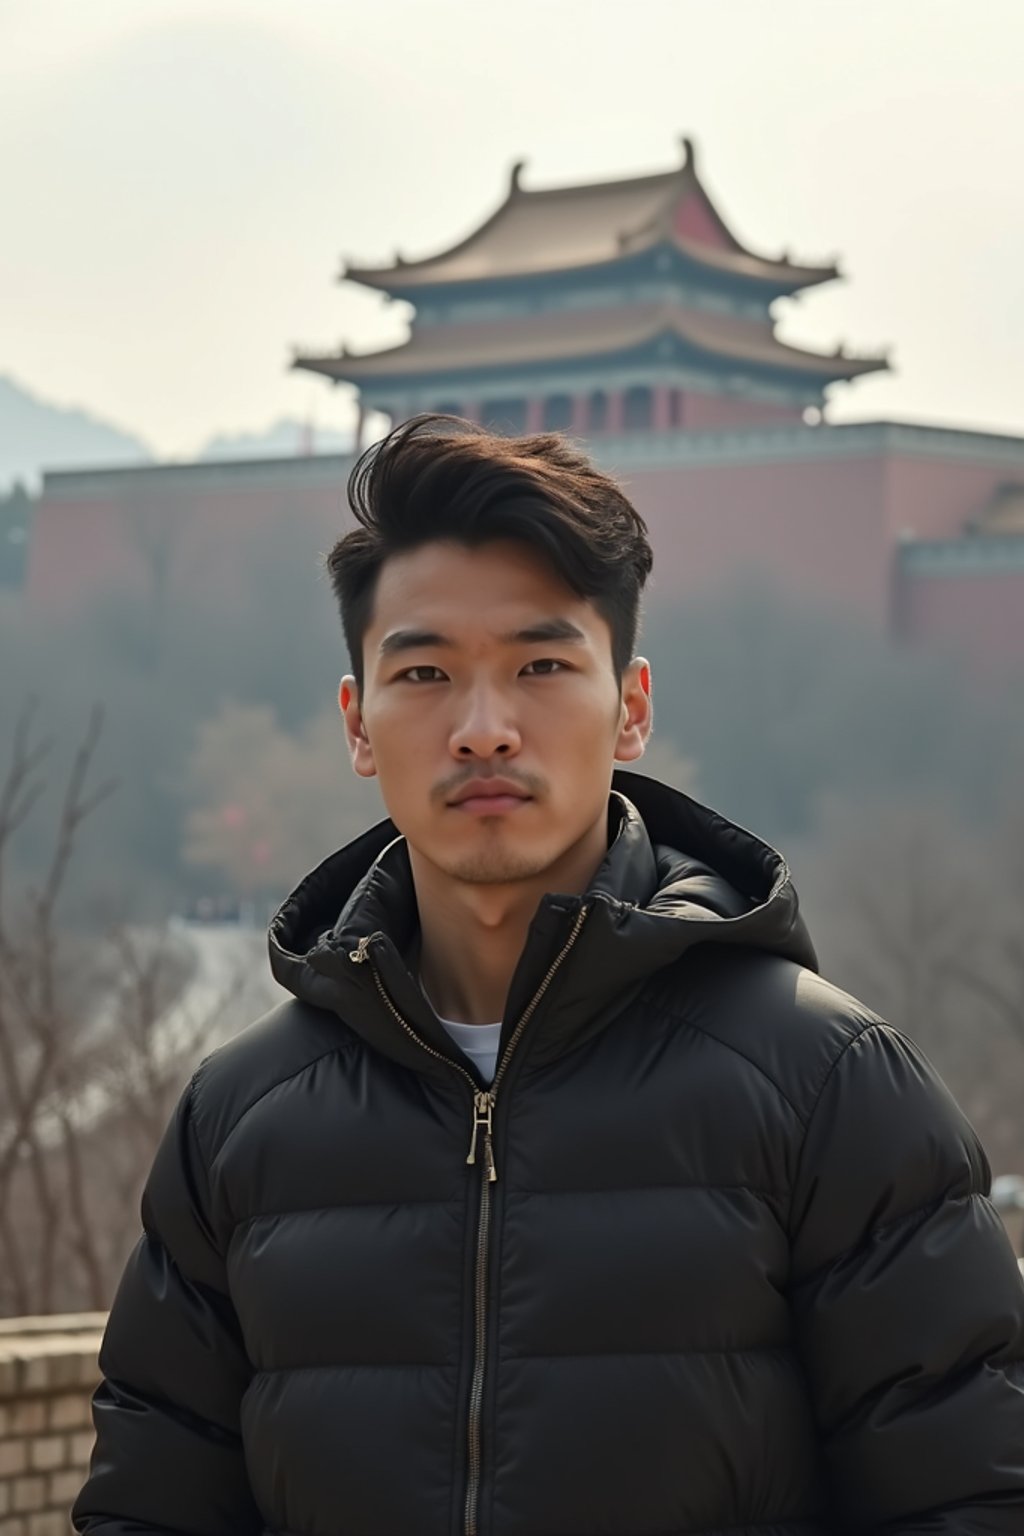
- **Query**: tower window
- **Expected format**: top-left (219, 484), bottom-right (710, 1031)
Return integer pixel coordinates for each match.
top-left (624, 386), bottom-right (652, 430)
top-left (542, 394), bottom-right (573, 431)
top-left (481, 398), bottom-right (527, 435)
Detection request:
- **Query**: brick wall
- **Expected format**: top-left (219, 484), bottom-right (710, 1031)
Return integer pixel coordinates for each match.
top-left (0, 1315), bottom-right (105, 1536)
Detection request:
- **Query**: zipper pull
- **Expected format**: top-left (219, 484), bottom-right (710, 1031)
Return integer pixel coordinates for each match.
top-left (349, 934), bottom-right (374, 963)
top-left (467, 1090), bottom-right (497, 1181)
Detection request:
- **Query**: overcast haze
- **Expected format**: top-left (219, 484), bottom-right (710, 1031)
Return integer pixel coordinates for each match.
top-left (3, 0), bottom-right (1022, 459)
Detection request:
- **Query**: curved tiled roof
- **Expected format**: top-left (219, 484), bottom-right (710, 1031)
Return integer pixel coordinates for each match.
top-left (342, 143), bottom-right (838, 295)
top-left (293, 303), bottom-right (885, 385)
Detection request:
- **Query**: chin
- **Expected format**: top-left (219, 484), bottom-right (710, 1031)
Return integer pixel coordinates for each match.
top-left (436, 842), bottom-right (555, 886)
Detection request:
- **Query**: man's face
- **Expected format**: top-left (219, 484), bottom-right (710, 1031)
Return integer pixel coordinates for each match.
top-left (339, 538), bottom-right (651, 888)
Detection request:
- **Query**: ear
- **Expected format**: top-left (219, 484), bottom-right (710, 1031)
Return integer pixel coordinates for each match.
top-left (338, 676), bottom-right (377, 780)
top-left (614, 657), bottom-right (653, 764)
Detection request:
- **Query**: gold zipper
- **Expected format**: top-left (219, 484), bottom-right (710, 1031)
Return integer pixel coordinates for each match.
top-left (349, 930), bottom-right (481, 1095)
top-left (350, 901), bottom-right (590, 1536)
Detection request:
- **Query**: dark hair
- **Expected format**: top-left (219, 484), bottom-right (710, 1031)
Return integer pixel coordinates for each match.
top-left (325, 414), bottom-right (654, 693)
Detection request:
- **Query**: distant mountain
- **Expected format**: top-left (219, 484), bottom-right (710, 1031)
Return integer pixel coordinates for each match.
top-left (0, 374), bottom-right (153, 492)
top-left (0, 377), bottom-right (357, 497)
top-left (197, 419), bottom-right (354, 461)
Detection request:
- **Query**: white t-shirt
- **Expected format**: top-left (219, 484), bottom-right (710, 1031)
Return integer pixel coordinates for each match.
top-left (434, 1015), bottom-right (503, 1085)
top-left (419, 972), bottom-right (502, 1083)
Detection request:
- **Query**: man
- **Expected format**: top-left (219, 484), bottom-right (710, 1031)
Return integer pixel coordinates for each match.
top-left (75, 415), bottom-right (1024, 1536)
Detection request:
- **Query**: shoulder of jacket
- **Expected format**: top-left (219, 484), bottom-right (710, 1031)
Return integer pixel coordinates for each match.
top-left (648, 948), bottom-right (882, 1130)
top-left (187, 996), bottom-right (357, 1161)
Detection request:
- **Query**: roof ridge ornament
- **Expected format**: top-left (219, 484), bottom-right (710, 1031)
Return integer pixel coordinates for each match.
top-left (679, 134), bottom-right (698, 172)
top-left (509, 159), bottom-right (527, 194)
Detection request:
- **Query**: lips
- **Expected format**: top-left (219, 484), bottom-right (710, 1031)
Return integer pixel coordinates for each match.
top-left (453, 794), bottom-right (531, 815)
top-left (448, 780), bottom-right (532, 806)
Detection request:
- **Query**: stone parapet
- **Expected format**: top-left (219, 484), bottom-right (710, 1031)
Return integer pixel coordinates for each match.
top-left (0, 1316), bottom-right (105, 1536)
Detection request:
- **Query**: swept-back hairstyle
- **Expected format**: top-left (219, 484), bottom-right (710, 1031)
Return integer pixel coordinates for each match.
top-left (325, 414), bottom-right (654, 693)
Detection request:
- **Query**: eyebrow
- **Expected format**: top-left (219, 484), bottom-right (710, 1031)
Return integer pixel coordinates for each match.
top-left (378, 617), bottom-right (588, 659)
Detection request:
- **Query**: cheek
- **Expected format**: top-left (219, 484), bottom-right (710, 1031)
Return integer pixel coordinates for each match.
top-left (363, 705), bottom-right (438, 787)
top-left (364, 696), bottom-right (426, 741)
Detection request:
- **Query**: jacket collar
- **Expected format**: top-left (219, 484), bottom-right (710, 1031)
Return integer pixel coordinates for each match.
top-left (268, 771), bottom-right (816, 1080)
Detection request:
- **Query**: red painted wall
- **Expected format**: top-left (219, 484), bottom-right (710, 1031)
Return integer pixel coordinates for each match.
top-left (29, 453), bottom-right (889, 624)
top-left (25, 436), bottom-right (1024, 680)
top-left (623, 453), bottom-right (891, 624)
top-left (898, 566), bottom-right (1024, 682)
top-left (27, 476), bottom-right (348, 612)
top-left (881, 455), bottom-right (1019, 543)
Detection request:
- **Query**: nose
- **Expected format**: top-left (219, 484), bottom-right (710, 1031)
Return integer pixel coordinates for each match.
top-left (450, 686), bottom-right (522, 759)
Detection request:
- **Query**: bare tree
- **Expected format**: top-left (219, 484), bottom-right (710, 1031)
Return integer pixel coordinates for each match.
top-left (0, 702), bottom-right (245, 1315)
top-left (795, 793), bottom-right (1024, 1180)
top-left (83, 925), bottom-right (248, 1274)
top-left (0, 701), bottom-right (115, 1311)
top-left (940, 800), bottom-right (1024, 1058)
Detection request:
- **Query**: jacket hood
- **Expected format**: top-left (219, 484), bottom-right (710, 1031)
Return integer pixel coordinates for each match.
top-left (268, 770), bottom-right (817, 1078)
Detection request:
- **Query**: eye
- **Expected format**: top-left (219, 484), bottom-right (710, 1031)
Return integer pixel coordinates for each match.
top-left (522, 658), bottom-right (569, 676)
top-left (397, 665), bottom-right (446, 683)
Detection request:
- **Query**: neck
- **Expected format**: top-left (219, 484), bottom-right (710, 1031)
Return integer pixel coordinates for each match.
top-left (410, 815), bottom-right (610, 1026)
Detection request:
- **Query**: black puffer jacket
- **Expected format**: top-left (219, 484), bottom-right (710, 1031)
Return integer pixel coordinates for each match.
top-left (75, 772), bottom-right (1024, 1536)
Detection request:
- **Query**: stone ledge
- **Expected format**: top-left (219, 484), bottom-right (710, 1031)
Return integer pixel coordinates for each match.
top-left (0, 1323), bottom-right (103, 1403)
top-left (0, 1320), bottom-right (105, 1341)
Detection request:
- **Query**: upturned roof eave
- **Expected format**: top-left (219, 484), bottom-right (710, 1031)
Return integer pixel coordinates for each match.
top-left (341, 238), bottom-right (839, 301)
top-left (291, 326), bottom-right (887, 390)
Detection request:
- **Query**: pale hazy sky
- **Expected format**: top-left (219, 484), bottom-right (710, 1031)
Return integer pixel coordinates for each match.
top-left (3, 0), bottom-right (1022, 458)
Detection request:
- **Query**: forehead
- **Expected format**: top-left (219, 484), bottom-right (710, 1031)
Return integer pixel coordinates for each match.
top-left (367, 539), bottom-right (603, 638)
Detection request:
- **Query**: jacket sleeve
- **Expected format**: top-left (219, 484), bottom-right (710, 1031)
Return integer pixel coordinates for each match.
top-left (788, 1020), bottom-right (1024, 1531)
top-left (73, 1073), bottom-right (262, 1536)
